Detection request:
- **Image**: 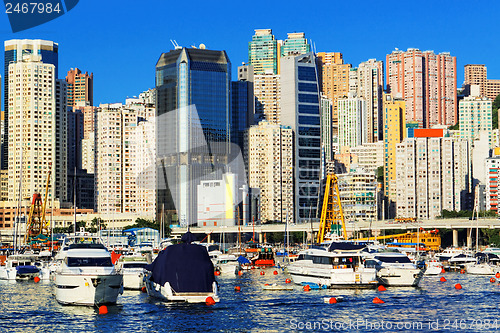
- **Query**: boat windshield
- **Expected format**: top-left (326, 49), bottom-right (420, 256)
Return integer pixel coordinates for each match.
top-left (376, 256), bottom-right (412, 264)
top-left (123, 262), bottom-right (148, 268)
top-left (67, 257), bottom-right (113, 267)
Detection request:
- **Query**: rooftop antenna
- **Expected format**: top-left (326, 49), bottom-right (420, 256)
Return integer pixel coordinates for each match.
top-left (170, 40), bottom-right (182, 50)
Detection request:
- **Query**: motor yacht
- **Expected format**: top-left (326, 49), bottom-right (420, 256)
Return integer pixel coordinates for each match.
top-left (423, 259), bottom-right (443, 275)
top-left (288, 244), bottom-right (378, 289)
top-left (54, 234), bottom-right (123, 306)
top-left (370, 252), bottom-right (424, 286)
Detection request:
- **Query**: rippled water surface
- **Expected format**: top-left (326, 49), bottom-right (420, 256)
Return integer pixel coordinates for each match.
top-left (1, 270), bottom-right (500, 332)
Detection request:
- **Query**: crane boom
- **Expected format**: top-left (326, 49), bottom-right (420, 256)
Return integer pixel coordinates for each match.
top-left (317, 173), bottom-right (347, 243)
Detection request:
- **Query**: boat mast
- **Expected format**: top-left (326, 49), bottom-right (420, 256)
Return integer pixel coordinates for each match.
top-left (73, 166), bottom-right (76, 234)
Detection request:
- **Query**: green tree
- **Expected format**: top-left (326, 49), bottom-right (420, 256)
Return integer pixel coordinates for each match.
top-left (376, 166), bottom-right (384, 183)
top-left (493, 94), bottom-right (500, 130)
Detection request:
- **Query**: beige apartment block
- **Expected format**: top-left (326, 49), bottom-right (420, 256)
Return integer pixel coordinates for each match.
top-left (254, 73), bottom-right (280, 124)
top-left (246, 121), bottom-right (293, 223)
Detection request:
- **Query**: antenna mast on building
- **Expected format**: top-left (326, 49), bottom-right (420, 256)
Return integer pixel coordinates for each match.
top-left (170, 40), bottom-right (182, 50)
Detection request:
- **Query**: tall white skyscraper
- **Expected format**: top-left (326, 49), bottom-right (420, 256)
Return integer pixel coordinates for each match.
top-left (338, 93), bottom-right (368, 149)
top-left (7, 54), bottom-right (67, 202)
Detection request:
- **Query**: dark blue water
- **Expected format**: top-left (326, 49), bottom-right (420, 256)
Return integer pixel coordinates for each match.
top-left (1, 270), bottom-right (500, 332)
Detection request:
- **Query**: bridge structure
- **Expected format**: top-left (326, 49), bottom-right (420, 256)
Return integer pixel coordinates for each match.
top-left (171, 218), bottom-right (500, 247)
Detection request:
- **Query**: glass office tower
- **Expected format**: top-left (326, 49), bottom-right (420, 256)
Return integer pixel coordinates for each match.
top-left (280, 52), bottom-right (322, 222)
top-left (155, 47), bottom-right (231, 226)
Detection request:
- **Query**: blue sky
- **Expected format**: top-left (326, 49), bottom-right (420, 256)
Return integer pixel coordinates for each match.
top-left (1, 0), bottom-right (499, 105)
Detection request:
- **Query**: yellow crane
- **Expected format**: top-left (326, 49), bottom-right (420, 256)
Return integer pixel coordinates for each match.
top-left (317, 173), bottom-right (347, 243)
top-left (24, 163), bottom-right (52, 244)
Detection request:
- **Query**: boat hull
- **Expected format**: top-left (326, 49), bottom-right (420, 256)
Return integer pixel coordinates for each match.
top-left (288, 266), bottom-right (378, 289)
top-left (55, 273), bottom-right (123, 306)
top-left (123, 269), bottom-right (145, 290)
top-left (465, 263), bottom-right (500, 275)
top-left (377, 267), bottom-right (424, 287)
top-left (145, 275), bottom-right (219, 303)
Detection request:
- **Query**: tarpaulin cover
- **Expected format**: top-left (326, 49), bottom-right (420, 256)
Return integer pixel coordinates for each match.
top-left (237, 256), bottom-right (251, 264)
top-left (145, 232), bottom-right (215, 293)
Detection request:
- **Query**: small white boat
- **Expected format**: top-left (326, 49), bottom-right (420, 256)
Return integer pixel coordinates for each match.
top-left (465, 262), bottom-right (500, 275)
top-left (145, 232), bottom-right (219, 303)
top-left (0, 254), bottom-right (40, 281)
top-left (262, 283), bottom-right (293, 291)
top-left (424, 260), bottom-right (443, 275)
top-left (371, 252), bottom-right (424, 287)
top-left (215, 254), bottom-right (240, 275)
top-left (118, 256), bottom-right (150, 290)
top-left (54, 234), bottom-right (123, 306)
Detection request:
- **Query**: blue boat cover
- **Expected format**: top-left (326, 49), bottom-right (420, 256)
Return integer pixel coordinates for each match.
top-left (237, 256), bottom-right (251, 264)
top-left (16, 265), bottom-right (39, 275)
top-left (145, 232), bottom-right (215, 293)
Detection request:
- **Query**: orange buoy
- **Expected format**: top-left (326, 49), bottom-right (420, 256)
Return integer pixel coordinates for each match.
top-left (372, 297), bottom-right (384, 304)
top-left (33, 276), bottom-right (40, 283)
top-left (260, 271), bottom-right (265, 275)
top-left (141, 286), bottom-right (147, 293)
top-left (98, 305), bottom-right (108, 315)
top-left (490, 278), bottom-right (496, 283)
top-left (460, 269), bottom-right (465, 274)
top-left (455, 283), bottom-right (462, 290)
top-left (205, 297), bottom-right (216, 306)
top-left (285, 279), bottom-right (291, 284)
top-left (329, 297), bottom-right (337, 304)
top-left (234, 286), bottom-right (241, 292)
top-left (440, 277), bottom-right (447, 282)
top-left (273, 270), bottom-right (278, 275)
top-left (214, 271), bottom-right (221, 276)
top-left (377, 285), bottom-right (386, 292)
top-left (441, 268), bottom-right (446, 273)
top-left (303, 285), bottom-right (311, 292)
top-left (496, 272), bottom-right (500, 279)
top-left (264, 283), bottom-right (270, 286)
top-left (237, 270), bottom-right (243, 276)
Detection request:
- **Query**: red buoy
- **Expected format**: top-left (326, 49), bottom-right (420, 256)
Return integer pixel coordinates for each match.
top-left (455, 283), bottom-right (462, 290)
top-left (490, 278), bottom-right (496, 283)
top-left (237, 270), bottom-right (243, 276)
top-left (329, 297), bottom-right (337, 304)
top-left (214, 271), bottom-right (221, 276)
top-left (440, 277), bottom-right (447, 282)
top-left (441, 268), bottom-right (446, 273)
top-left (141, 286), bottom-right (147, 293)
top-left (303, 285), bottom-right (311, 292)
top-left (377, 285), bottom-right (387, 292)
top-left (33, 276), bottom-right (40, 283)
top-left (205, 297), bottom-right (216, 306)
top-left (234, 286), bottom-right (241, 292)
top-left (496, 272), bottom-right (500, 279)
top-left (285, 279), bottom-right (291, 284)
top-left (372, 297), bottom-right (384, 304)
top-left (273, 270), bottom-right (278, 275)
top-left (98, 305), bottom-right (108, 315)
top-left (260, 271), bottom-right (265, 275)
top-left (460, 269), bottom-right (465, 274)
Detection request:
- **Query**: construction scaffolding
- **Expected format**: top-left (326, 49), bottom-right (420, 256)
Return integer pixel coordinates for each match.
top-left (317, 173), bottom-right (347, 243)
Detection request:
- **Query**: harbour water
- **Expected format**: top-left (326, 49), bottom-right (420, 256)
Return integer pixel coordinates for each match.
top-left (1, 269), bottom-right (499, 332)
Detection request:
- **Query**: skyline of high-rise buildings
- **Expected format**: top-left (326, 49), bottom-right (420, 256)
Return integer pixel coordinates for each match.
top-left (0, 30), bottom-right (499, 227)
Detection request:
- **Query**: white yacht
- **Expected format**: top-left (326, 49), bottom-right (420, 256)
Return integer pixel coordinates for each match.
top-left (424, 260), bottom-right (444, 275)
top-left (288, 246), bottom-right (378, 289)
top-left (465, 262), bottom-right (500, 275)
top-left (370, 252), bottom-right (424, 286)
top-left (54, 235), bottom-right (123, 306)
top-left (0, 254), bottom-right (40, 281)
top-left (118, 256), bottom-right (150, 290)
